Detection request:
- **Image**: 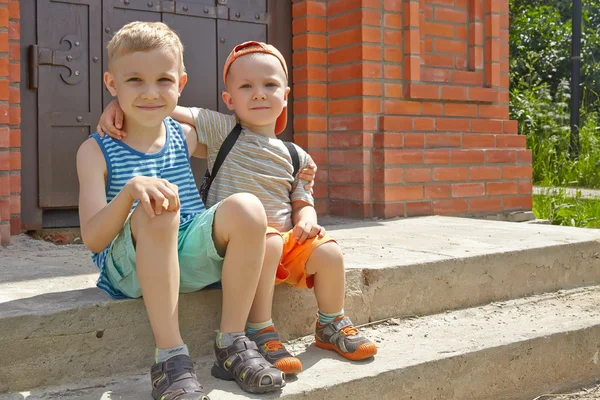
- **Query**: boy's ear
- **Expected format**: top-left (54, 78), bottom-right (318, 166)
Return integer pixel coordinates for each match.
top-left (104, 72), bottom-right (118, 97)
top-left (222, 91), bottom-right (235, 111)
top-left (178, 72), bottom-right (188, 94)
top-left (283, 86), bottom-right (291, 107)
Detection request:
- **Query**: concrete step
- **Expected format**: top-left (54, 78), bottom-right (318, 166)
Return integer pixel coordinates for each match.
top-left (2, 216), bottom-right (600, 393)
top-left (4, 285), bottom-right (600, 400)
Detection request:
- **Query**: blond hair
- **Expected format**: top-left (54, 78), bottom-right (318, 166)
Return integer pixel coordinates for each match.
top-left (107, 21), bottom-right (185, 73)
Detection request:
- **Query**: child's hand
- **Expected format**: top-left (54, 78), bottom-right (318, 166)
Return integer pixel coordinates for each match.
top-left (97, 100), bottom-right (127, 139)
top-left (125, 176), bottom-right (180, 218)
top-left (293, 219), bottom-right (326, 244)
top-left (298, 156), bottom-right (317, 193)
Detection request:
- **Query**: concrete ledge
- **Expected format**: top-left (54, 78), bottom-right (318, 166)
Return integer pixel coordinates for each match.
top-left (2, 216), bottom-right (600, 392)
top-left (534, 186), bottom-right (600, 200)
top-left (5, 286), bottom-right (600, 399)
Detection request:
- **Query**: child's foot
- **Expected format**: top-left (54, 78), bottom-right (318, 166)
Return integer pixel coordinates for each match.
top-left (247, 326), bottom-right (303, 375)
top-left (315, 315), bottom-right (378, 361)
top-left (150, 354), bottom-right (209, 400)
top-left (211, 335), bottom-right (286, 393)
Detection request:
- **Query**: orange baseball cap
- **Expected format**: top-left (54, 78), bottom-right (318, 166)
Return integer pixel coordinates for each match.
top-left (223, 41), bottom-right (289, 135)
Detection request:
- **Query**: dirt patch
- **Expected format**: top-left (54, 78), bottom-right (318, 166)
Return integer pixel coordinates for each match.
top-left (27, 228), bottom-right (83, 245)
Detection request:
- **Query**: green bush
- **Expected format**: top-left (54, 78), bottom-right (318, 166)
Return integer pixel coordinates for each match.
top-left (510, 0), bottom-right (600, 109)
top-left (510, 0), bottom-right (600, 189)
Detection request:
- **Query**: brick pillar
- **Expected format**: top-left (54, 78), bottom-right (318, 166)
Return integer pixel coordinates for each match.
top-left (292, 0), bottom-right (329, 215)
top-left (0, 0), bottom-right (18, 245)
top-left (292, 0), bottom-right (531, 219)
top-left (327, 0), bottom-right (383, 217)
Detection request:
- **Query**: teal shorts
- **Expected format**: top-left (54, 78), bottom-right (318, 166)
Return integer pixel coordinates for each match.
top-left (102, 203), bottom-right (223, 299)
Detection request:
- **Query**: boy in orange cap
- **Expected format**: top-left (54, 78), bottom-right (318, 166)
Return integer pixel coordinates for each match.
top-left (99, 41), bottom-right (377, 375)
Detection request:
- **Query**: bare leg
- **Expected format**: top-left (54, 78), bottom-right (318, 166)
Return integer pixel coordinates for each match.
top-left (130, 207), bottom-right (183, 349)
top-left (247, 233), bottom-right (283, 323)
top-left (212, 193), bottom-right (268, 333)
top-left (305, 242), bottom-right (345, 314)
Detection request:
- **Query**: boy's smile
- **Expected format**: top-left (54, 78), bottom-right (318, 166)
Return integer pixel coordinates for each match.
top-left (222, 53), bottom-right (290, 137)
top-left (104, 48), bottom-right (187, 131)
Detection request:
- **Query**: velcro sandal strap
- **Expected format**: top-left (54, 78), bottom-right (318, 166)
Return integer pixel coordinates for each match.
top-left (251, 330), bottom-right (281, 347)
top-left (216, 339), bottom-right (258, 362)
top-left (162, 357), bottom-right (194, 372)
top-left (229, 349), bottom-right (265, 375)
top-left (150, 355), bottom-right (208, 400)
top-left (331, 316), bottom-right (353, 331)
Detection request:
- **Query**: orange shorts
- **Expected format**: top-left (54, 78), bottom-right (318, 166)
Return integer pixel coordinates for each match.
top-left (267, 227), bottom-right (335, 289)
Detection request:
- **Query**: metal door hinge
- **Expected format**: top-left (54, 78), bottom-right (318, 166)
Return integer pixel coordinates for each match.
top-left (29, 35), bottom-right (83, 90)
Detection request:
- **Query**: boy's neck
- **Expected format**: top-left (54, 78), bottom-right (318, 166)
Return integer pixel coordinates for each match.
top-left (121, 117), bottom-right (167, 149)
top-left (239, 119), bottom-right (277, 138)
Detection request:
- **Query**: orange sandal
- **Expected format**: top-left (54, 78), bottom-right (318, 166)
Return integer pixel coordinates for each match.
top-left (315, 316), bottom-right (378, 361)
top-left (248, 326), bottom-right (303, 375)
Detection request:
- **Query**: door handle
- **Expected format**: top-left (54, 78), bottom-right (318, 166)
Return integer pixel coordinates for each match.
top-left (28, 45), bottom-right (39, 90)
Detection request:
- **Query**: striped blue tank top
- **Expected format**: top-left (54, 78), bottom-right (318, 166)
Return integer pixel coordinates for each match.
top-left (90, 117), bottom-right (205, 298)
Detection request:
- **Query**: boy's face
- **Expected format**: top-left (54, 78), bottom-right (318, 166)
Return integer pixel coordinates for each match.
top-left (222, 54), bottom-right (290, 132)
top-left (104, 49), bottom-right (187, 128)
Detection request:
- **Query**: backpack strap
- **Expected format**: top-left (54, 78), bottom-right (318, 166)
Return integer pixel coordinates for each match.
top-left (283, 141), bottom-right (300, 178)
top-left (200, 123), bottom-right (242, 204)
top-left (212, 123), bottom-right (242, 179)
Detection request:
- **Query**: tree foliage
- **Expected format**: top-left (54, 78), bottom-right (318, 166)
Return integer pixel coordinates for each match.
top-left (510, 0), bottom-right (600, 188)
top-left (510, 0), bottom-right (600, 108)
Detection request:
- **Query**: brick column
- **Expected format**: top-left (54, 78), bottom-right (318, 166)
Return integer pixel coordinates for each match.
top-left (291, 0), bottom-right (531, 219)
top-left (292, 0), bottom-right (329, 214)
top-left (496, 0), bottom-right (532, 209)
top-left (0, 0), bottom-right (18, 245)
top-left (327, 0), bottom-right (383, 217)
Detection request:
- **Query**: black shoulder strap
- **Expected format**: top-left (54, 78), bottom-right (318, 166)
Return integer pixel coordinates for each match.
top-left (283, 141), bottom-right (300, 178)
top-left (211, 123), bottom-right (242, 178)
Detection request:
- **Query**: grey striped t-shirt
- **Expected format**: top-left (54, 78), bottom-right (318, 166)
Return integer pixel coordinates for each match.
top-left (191, 107), bottom-right (313, 232)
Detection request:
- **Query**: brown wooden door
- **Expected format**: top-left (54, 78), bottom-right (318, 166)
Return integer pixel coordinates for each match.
top-left (22, 0), bottom-right (290, 228)
top-left (35, 0), bottom-right (103, 210)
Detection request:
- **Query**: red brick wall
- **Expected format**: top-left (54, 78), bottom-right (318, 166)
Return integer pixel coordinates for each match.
top-left (0, 0), bottom-right (19, 245)
top-left (292, 0), bottom-right (532, 218)
top-left (4, 0), bottom-right (529, 241)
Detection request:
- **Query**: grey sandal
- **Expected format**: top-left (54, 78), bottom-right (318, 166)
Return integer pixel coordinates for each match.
top-left (211, 335), bottom-right (285, 393)
top-left (150, 354), bottom-right (209, 400)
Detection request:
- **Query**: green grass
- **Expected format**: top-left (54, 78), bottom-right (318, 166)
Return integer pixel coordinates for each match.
top-left (512, 82), bottom-right (600, 189)
top-left (511, 78), bottom-right (600, 228)
top-left (533, 191), bottom-right (600, 228)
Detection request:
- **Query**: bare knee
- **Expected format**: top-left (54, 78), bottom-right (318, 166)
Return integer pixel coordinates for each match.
top-left (306, 242), bottom-right (344, 275)
top-left (265, 234), bottom-right (284, 260)
top-left (130, 206), bottom-right (180, 241)
top-left (219, 193), bottom-right (267, 233)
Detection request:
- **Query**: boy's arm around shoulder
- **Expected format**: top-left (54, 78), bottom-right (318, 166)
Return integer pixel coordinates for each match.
top-left (181, 122), bottom-right (207, 159)
top-left (290, 146), bottom-right (325, 244)
top-left (171, 105), bottom-right (195, 127)
top-left (77, 138), bottom-right (135, 253)
top-left (172, 106), bottom-right (236, 149)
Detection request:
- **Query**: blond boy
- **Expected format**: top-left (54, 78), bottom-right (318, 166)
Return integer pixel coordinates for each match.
top-left (78, 23), bottom-right (286, 399)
